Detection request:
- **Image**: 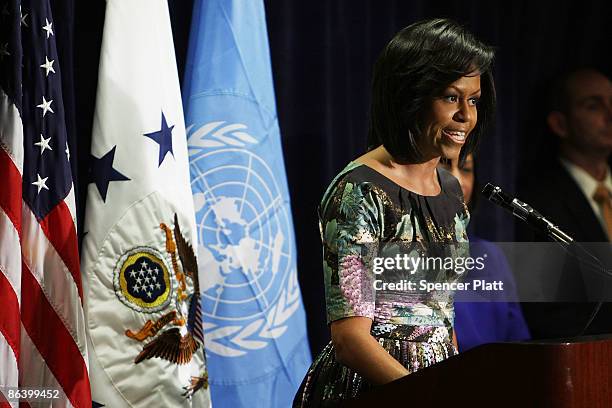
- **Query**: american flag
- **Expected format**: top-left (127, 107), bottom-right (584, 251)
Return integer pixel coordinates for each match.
top-left (0, 0), bottom-right (91, 407)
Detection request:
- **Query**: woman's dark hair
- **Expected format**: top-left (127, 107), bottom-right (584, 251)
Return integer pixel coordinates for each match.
top-left (368, 18), bottom-right (496, 164)
top-left (466, 154), bottom-right (479, 214)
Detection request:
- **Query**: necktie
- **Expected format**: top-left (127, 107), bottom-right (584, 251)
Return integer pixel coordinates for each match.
top-left (592, 184), bottom-right (612, 241)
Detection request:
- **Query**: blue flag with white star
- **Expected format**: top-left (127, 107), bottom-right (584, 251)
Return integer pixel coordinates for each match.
top-left (182, 0), bottom-right (311, 406)
top-left (81, 1), bottom-right (211, 407)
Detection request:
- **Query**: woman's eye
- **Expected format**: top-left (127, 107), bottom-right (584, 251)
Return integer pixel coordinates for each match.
top-left (468, 97), bottom-right (480, 106)
top-left (444, 95), bottom-right (458, 103)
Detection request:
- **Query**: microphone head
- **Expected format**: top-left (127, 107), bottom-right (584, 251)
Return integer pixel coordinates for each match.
top-left (481, 183), bottom-right (497, 200)
top-left (482, 183), bottom-right (501, 200)
top-left (481, 183), bottom-right (514, 211)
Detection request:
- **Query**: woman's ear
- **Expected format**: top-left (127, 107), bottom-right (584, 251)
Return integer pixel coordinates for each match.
top-left (547, 111), bottom-right (569, 139)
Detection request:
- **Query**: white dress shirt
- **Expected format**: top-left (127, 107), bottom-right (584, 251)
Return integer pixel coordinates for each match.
top-left (560, 157), bottom-right (612, 237)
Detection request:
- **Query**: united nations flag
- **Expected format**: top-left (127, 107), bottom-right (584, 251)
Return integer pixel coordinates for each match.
top-left (182, 0), bottom-right (312, 406)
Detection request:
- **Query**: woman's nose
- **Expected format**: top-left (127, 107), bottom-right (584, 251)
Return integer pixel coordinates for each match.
top-left (453, 100), bottom-right (473, 123)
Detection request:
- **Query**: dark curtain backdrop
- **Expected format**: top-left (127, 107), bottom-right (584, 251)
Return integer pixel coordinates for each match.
top-left (74, 0), bottom-right (611, 357)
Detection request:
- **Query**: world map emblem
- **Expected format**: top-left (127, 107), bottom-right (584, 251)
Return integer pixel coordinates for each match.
top-left (188, 121), bottom-right (302, 357)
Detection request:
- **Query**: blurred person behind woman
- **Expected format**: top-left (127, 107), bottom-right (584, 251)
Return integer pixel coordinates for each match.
top-left (439, 154), bottom-right (530, 351)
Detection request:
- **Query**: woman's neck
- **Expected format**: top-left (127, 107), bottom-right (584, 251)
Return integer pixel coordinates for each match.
top-left (356, 146), bottom-right (441, 195)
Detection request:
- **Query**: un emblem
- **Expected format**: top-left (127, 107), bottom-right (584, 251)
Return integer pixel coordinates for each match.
top-left (114, 246), bottom-right (173, 313)
top-left (188, 121), bottom-right (301, 357)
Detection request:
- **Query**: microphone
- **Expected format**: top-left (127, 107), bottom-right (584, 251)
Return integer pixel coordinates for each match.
top-left (481, 183), bottom-right (574, 243)
top-left (482, 183), bottom-right (612, 337)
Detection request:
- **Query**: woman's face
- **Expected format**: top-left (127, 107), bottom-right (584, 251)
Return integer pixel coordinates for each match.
top-left (439, 154), bottom-right (475, 204)
top-left (421, 75), bottom-right (481, 161)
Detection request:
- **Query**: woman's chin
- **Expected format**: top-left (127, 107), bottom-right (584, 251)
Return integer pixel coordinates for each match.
top-left (440, 145), bottom-right (462, 161)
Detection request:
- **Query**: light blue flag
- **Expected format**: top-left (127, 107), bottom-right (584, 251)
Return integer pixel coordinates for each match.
top-left (182, 0), bottom-right (312, 406)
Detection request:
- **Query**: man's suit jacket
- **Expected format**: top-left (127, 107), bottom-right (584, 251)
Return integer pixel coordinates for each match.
top-left (516, 158), bottom-right (612, 339)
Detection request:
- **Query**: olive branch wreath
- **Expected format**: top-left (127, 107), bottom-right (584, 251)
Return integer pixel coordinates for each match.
top-left (187, 121), bottom-right (302, 357)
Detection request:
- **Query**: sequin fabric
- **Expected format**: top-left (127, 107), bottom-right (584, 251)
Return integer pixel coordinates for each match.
top-left (294, 162), bottom-right (470, 407)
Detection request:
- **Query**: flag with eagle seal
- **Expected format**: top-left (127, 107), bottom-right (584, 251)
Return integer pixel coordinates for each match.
top-left (80, 0), bottom-right (210, 406)
top-left (182, 0), bottom-right (311, 406)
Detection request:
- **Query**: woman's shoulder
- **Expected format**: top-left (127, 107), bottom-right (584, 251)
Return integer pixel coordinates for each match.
top-left (437, 166), bottom-right (470, 221)
top-left (319, 162), bottom-right (391, 218)
top-left (437, 166), bottom-right (464, 201)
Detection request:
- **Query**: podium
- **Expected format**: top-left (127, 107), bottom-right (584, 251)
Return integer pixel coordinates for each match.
top-left (341, 335), bottom-right (612, 408)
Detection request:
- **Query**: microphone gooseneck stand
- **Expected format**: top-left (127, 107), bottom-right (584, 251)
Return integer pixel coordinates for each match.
top-left (481, 183), bottom-right (611, 337)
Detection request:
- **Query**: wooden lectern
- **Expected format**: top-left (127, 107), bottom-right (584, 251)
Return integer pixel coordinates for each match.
top-left (341, 335), bottom-right (612, 408)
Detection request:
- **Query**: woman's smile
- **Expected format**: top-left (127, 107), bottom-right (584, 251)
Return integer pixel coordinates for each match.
top-left (442, 128), bottom-right (468, 145)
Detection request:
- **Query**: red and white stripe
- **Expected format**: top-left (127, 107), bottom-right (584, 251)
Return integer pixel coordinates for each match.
top-left (0, 89), bottom-right (23, 408)
top-left (0, 92), bottom-right (91, 408)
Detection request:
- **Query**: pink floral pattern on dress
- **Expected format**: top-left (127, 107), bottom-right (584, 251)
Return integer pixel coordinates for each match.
top-left (339, 254), bottom-right (374, 318)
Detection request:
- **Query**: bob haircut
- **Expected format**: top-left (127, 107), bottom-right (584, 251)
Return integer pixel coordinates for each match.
top-left (368, 18), bottom-right (496, 164)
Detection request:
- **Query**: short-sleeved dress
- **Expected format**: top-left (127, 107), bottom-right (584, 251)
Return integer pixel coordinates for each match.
top-left (293, 161), bottom-right (470, 407)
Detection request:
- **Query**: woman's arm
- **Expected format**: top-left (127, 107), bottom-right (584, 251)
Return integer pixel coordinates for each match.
top-left (331, 317), bottom-right (409, 385)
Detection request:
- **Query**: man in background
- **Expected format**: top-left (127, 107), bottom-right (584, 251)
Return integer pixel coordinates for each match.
top-left (517, 68), bottom-right (612, 339)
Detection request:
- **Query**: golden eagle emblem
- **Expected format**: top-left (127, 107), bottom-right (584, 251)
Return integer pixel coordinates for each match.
top-left (125, 214), bottom-right (207, 393)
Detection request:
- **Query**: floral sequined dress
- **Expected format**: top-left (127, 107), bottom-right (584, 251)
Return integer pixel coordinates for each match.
top-left (293, 161), bottom-right (470, 407)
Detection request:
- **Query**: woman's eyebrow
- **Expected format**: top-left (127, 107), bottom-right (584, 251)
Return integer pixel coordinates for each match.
top-left (446, 85), bottom-right (481, 95)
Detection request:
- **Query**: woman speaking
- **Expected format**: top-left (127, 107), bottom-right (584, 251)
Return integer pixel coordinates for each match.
top-left (293, 18), bottom-right (496, 407)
